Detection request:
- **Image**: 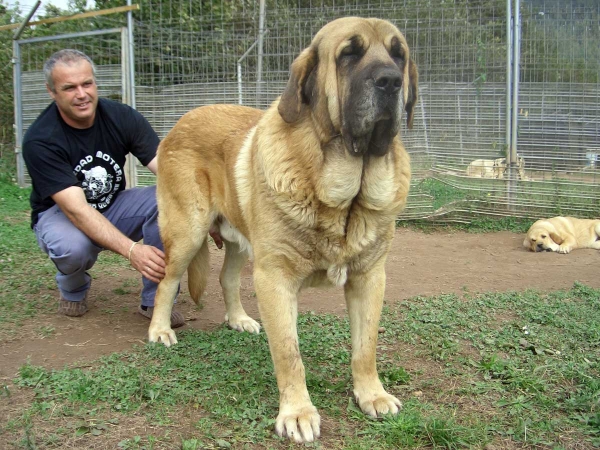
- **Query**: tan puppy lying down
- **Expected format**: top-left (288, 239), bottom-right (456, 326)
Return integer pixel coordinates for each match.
top-left (466, 156), bottom-right (526, 180)
top-left (465, 158), bottom-right (505, 179)
top-left (524, 216), bottom-right (600, 254)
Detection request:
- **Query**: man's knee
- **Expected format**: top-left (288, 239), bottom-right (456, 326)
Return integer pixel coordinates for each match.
top-left (49, 233), bottom-right (99, 274)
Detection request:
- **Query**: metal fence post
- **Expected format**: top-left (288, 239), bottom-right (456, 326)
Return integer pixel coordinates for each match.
top-left (13, 1), bottom-right (41, 187)
top-left (257, 0), bottom-right (266, 106)
top-left (126, 0), bottom-right (136, 109)
top-left (505, 0), bottom-right (512, 161)
top-left (122, 27), bottom-right (137, 188)
top-left (419, 91), bottom-right (430, 157)
top-left (506, 0), bottom-right (521, 208)
top-left (12, 40), bottom-right (24, 187)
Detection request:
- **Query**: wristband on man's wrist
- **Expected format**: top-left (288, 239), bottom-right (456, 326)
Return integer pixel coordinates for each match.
top-left (128, 241), bottom-right (138, 263)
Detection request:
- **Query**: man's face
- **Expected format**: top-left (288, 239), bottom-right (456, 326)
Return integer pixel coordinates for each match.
top-left (47, 60), bottom-right (98, 129)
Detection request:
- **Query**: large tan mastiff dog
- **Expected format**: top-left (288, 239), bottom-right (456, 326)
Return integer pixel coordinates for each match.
top-left (148, 17), bottom-right (418, 443)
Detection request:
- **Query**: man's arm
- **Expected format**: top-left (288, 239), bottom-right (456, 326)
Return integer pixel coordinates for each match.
top-left (51, 186), bottom-right (166, 283)
top-left (146, 156), bottom-right (158, 175)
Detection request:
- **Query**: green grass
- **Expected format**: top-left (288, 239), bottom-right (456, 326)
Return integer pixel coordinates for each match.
top-left (2, 284), bottom-right (599, 448)
top-left (414, 178), bottom-right (471, 211)
top-left (0, 180), bottom-right (57, 334)
top-left (406, 178), bottom-right (535, 233)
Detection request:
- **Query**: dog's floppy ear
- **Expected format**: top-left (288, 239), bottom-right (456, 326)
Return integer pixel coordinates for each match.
top-left (549, 231), bottom-right (564, 245)
top-left (278, 45), bottom-right (318, 123)
top-left (404, 58), bottom-right (419, 129)
top-left (538, 221), bottom-right (563, 245)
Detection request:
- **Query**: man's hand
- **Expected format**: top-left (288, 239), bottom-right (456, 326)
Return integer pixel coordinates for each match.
top-left (52, 187), bottom-right (167, 281)
top-left (129, 243), bottom-right (166, 283)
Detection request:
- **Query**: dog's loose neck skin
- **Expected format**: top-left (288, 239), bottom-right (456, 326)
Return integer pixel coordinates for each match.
top-left (253, 104), bottom-right (410, 262)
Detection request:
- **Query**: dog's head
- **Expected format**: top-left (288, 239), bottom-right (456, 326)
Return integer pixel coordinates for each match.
top-left (278, 17), bottom-right (418, 158)
top-left (523, 221), bottom-right (562, 252)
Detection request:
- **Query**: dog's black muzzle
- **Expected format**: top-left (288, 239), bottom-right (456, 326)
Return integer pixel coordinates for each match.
top-left (342, 64), bottom-right (403, 158)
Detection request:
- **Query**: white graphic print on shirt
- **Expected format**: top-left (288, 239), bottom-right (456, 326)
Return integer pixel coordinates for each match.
top-left (82, 166), bottom-right (113, 200)
top-left (73, 150), bottom-right (124, 211)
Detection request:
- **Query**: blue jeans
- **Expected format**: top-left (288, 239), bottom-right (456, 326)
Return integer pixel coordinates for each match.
top-left (34, 186), bottom-right (162, 307)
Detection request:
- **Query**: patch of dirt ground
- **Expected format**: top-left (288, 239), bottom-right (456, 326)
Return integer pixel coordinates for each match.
top-left (2, 228), bottom-right (599, 380)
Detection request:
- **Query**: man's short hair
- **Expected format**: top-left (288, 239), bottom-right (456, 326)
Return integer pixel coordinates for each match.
top-left (44, 49), bottom-right (97, 92)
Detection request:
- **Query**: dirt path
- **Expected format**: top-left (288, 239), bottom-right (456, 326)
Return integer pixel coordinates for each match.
top-left (2, 229), bottom-right (599, 380)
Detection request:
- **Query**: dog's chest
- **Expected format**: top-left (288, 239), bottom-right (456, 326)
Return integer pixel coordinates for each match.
top-left (313, 157), bottom-right (399, 268)
top-left (316, 201), bottom-right (390, 261)
top-left (315, 145), bottom-right (398, 209)
top-left (314, 151), bottom-right (363, 208)
top-left (308, 205), bottom-right (393, 287)
top-left (250, 136), bottom-right (408, 280)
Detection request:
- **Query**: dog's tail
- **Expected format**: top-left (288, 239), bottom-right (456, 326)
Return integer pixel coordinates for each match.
top-left (187, 240), bottom-right (210, 304)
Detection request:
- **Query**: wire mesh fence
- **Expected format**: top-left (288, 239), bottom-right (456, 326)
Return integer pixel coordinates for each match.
top-left (10, 0), bottom-right (600, 222)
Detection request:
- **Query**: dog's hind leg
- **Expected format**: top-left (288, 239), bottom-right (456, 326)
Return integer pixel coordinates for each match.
top-left (221, 241), bottom-right (260, 333)
top-left (149, 220), bottom-right (208, 347)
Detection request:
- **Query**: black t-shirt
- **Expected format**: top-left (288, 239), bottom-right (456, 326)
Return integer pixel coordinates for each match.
top-left (23, 98), bottom-right (159, 227)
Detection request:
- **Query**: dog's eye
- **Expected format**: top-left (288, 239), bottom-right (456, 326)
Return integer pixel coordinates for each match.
top-left (340, 46), bottom-right (360, 57)
top-left (541, 235), bottom-right (547, 239)
top-left (340, 36), bottom-right (364, 59)
top-left (390, 37), bottom-right (405, 60)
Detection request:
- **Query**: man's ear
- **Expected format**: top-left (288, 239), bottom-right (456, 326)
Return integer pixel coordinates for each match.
top-left (278, 45), bottom-right (318, 123)
top-left (404, 58), bottom-right (418, 129)
top-left (46, 83), bottom-right (56, 99)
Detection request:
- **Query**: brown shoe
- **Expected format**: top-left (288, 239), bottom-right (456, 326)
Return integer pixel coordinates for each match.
top-left (137, 306), bottom-right (185, 328)
top-left (58, 296), bottom-right (88, 317)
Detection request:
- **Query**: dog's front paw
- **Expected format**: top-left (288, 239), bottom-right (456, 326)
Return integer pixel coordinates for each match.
top-left (275, 405), bottom-right (321, 443)
top-left (225, 313), bottom-right (261, 334)
top-left (148, 325), bottom-right (178, 347)
top-left (558, 245), bottom-right (572, 254)
top-left (354, 387), bottom-right (402, 418)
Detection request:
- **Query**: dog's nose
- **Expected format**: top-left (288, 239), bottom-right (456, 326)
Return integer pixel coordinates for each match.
top-left (374, 68), bottom-right (402, 94)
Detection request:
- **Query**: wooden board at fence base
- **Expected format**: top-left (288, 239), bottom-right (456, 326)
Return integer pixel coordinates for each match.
top-left (0, 5), bottom-right (139, 32)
